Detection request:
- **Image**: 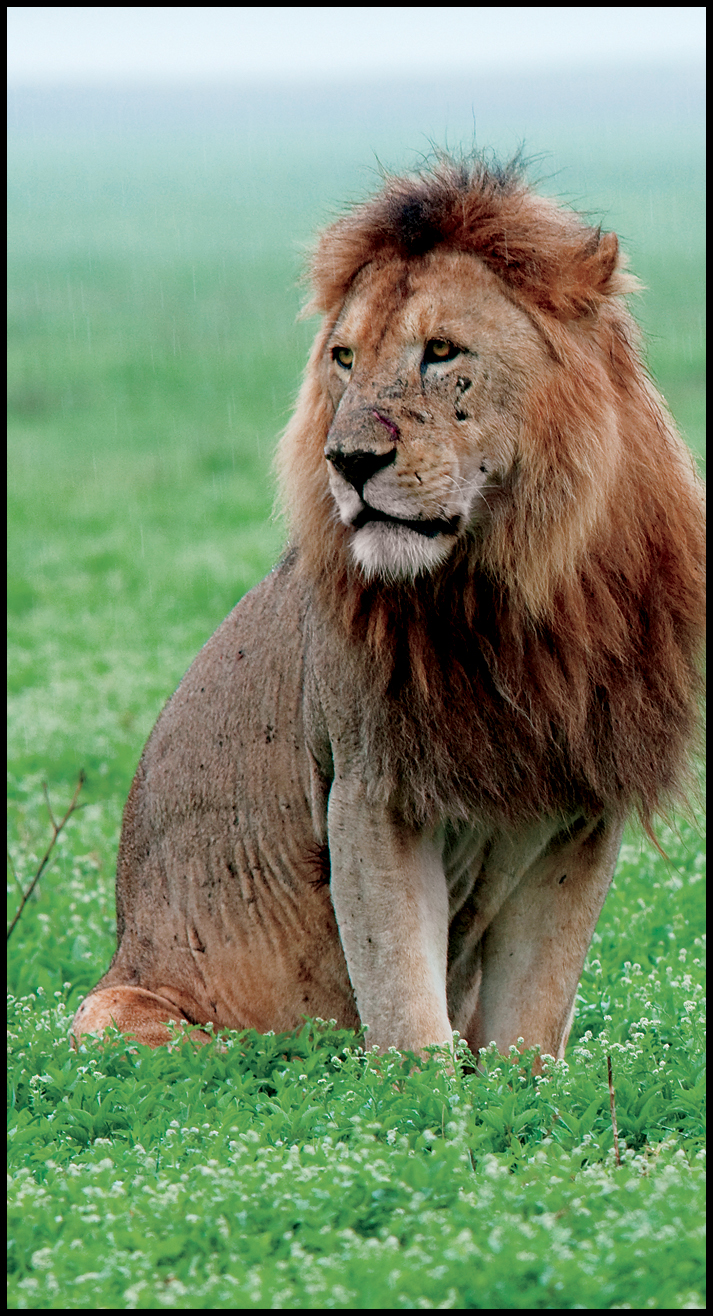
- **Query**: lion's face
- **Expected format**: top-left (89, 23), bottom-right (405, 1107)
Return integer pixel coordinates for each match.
top-left (323, 247), bottom-right (548, 581)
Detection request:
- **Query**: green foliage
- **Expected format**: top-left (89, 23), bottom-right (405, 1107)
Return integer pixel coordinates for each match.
top-left (7, 813), bottom-right (706, 1309)
top-left (8, 963), bottom-right (706, 1308)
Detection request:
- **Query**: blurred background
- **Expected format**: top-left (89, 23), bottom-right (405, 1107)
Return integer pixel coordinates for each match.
top-left (7, 6), bottom-right (706, 801)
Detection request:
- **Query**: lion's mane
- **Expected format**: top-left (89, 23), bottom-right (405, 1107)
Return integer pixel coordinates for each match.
top-left (278, 155), bottom-right (705, 834)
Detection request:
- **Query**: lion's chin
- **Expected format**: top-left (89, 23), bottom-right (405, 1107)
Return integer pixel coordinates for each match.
top-left (350, 519), bottom-right (455, 582)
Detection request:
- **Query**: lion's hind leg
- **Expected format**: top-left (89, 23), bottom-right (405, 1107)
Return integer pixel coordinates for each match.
top-left (72, 985), bottom-right (211, 1049)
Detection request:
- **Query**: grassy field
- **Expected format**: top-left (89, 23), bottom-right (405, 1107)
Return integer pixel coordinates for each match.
top-left (8, 77), bottom-right (705, 1308)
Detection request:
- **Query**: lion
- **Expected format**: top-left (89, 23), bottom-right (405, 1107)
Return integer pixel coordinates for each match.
top-left (73, 154), bottom-right (705, 1060)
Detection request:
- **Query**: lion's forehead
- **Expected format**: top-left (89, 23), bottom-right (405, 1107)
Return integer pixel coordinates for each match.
top-left (337, 249), bottom-right (542, 360)
top-left (335, 260), bottom-right (408, 343)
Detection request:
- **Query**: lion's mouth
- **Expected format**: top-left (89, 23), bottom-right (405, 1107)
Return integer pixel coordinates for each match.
top-left (352, 505), bottom-right (460, 539)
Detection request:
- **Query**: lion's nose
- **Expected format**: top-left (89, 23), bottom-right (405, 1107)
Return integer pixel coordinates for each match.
top-left (325, 446), bottom-right (396, 496)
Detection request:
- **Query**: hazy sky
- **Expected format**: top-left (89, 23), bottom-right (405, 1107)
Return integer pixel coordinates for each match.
top-left (7, 6), bottom-right (706, 83)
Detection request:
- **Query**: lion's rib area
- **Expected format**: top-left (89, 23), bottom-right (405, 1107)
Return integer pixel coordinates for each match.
top-left (99, 563), bottom-right (361, 1038)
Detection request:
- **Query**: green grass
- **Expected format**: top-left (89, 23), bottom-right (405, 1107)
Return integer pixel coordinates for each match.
top-left (7, 819), bottom-right (707, 1307)
top-left (8, 88), bottom-right (705, 1308)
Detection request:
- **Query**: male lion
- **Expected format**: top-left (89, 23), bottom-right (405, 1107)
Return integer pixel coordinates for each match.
top-left (73, 155), bottom-right (705, 1059)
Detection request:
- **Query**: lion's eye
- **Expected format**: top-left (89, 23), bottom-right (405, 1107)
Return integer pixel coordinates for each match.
top-left (423, 339), bottom-right (460, 364)
top-left (332, 346), bottom-right (354, 369)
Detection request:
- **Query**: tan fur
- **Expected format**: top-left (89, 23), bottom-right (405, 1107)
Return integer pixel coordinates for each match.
top-left (73, 156), bottom-right (704, 1060)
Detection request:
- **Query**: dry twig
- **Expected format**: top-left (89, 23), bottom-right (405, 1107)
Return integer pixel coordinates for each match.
top-left (7, 771), bottom-right (85, 942)
top-left (607, 1052), bottom-right (622, 1167)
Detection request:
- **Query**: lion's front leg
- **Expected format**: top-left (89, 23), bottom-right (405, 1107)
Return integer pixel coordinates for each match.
top-left (466, 814), bottom-right (625, 1061)
top-left (327, 779), bottom-right (452, 1054)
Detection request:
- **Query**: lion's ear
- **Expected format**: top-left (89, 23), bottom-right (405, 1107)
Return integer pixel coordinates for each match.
top-left (588, 230), bottom-right (619, 291)
top-left (562, 229), bottom-right (636, 318)
top-left (581, 229), bottom-right (641, 304)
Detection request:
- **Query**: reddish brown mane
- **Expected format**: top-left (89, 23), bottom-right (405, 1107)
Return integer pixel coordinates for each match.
top-left (278, 154), bottom-right (705, 834)
top-left (305, 153), bottom-right (629, 322)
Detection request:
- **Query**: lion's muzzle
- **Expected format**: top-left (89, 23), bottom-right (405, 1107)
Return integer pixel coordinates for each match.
top-left (325, 443), bottom-right (396, 496)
